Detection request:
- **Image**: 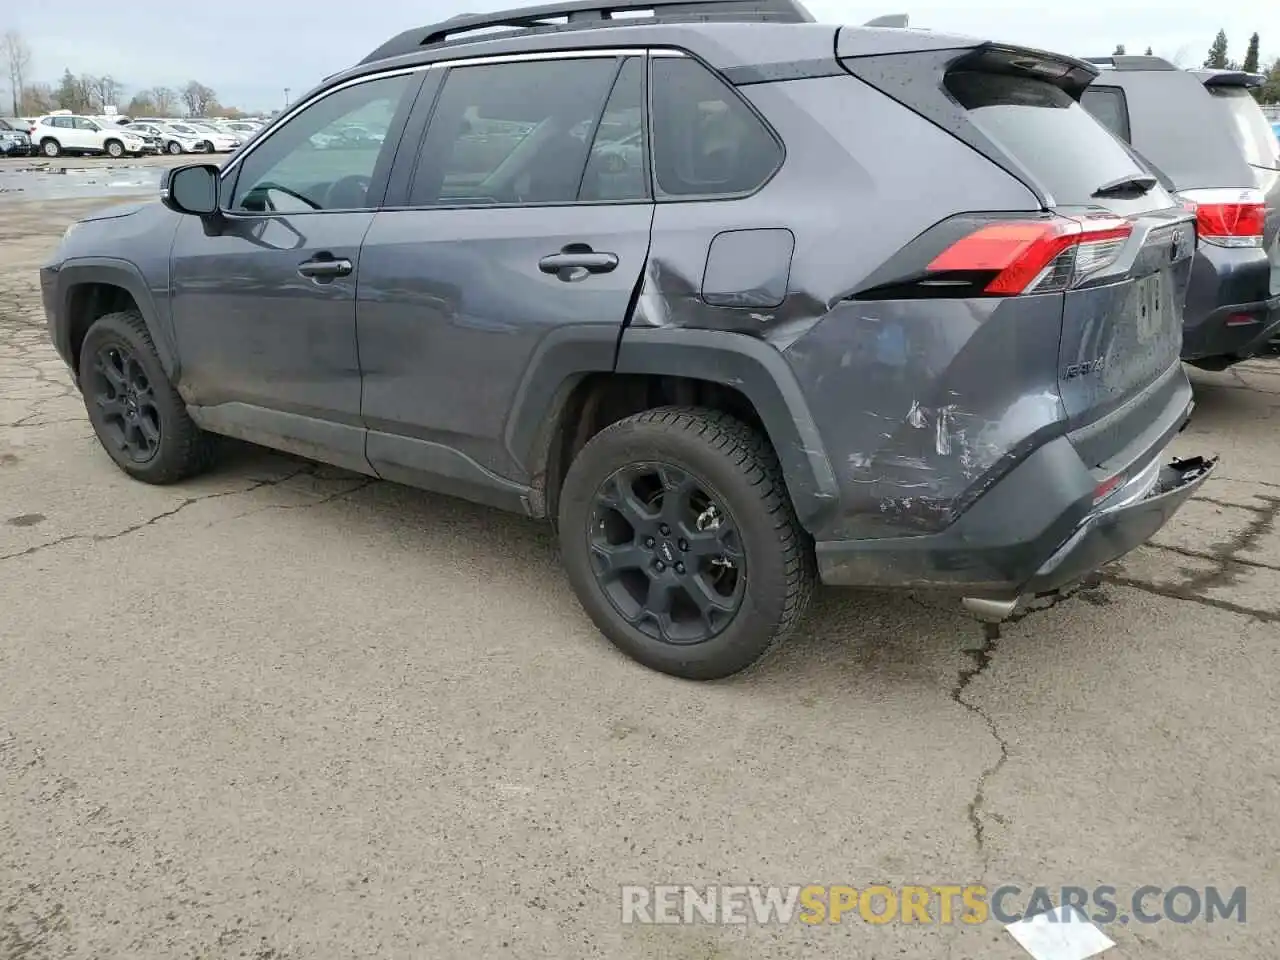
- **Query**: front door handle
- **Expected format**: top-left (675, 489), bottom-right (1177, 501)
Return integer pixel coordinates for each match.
top-left (298, 255), bottom-right (353, 281)
top-left (539, 245), bottom-right (619, 283)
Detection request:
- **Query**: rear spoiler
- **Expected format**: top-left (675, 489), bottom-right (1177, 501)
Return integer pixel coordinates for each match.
top-left (952, 43), bottom-right (1100, 95)
top-left (864, 13), bottom-right (909, 27)
top-left (1197, 69), bottom-right (1264, 89)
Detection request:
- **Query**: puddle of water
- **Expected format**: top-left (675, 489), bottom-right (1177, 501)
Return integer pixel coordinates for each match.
top-left (0, 164), bottom-right (163, 201)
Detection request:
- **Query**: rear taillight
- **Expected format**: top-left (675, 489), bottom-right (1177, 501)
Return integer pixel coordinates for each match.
top-left (926, 216), bottom-right (1133, 296)
top-left (1179, 188), bottom-right (1265, 248)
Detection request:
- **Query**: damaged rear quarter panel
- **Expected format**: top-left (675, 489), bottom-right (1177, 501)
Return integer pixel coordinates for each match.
top-left (783, 295), bottom-right (1068, 540)
top-left (626, 72), bottom-right (1061, 540)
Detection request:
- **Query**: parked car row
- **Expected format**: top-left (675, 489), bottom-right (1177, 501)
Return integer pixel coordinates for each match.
top-left (1, 113), bottom-right (265, 158)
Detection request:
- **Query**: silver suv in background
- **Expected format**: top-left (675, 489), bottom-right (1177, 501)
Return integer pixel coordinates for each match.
top-left (1083, 56), bottom-right (1280, 369)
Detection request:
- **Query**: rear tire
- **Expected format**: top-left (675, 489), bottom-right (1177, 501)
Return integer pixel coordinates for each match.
top-left (559, 407), bottom-right (815, 681)
top-left (41, 138), bottom-right (60, 158)
top-left (79, 310), bottom-right (217, 485)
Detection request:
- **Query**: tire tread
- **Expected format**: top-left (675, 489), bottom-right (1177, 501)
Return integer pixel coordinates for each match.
top-left (82, 309), bottom-right (217, 484)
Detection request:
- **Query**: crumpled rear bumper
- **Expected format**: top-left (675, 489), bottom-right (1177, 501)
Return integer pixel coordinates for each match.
top-left (1019, 455), bottom-right (1215, 597)
top-left (816, 431), bottom-right (1216, 604)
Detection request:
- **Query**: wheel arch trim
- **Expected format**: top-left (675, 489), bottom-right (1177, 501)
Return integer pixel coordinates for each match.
top-left (613, 327), bottom-right (839, 528)
top-left (504, 323), bottom-right (840, 530)
top-left (55, 258), bottom-right (179, 381)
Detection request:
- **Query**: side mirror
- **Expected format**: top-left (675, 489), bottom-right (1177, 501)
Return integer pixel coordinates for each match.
top-left (162, 164), bottom-right (220, 216)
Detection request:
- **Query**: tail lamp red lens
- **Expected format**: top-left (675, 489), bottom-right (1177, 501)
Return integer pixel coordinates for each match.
top-left (1178, 188), bottom-right (1265, 248)
top-left (1092, 473), bottom-right (1125, 505)
top-left (926, 216), bottom-right (1133, 296)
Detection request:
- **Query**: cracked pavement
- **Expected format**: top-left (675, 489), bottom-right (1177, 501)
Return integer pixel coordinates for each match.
top-left (3, 195), bottom-right (1280, 960)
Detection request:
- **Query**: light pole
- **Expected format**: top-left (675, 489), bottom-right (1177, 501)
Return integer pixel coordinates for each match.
top-left (284, 88), bottom-right (291, 109)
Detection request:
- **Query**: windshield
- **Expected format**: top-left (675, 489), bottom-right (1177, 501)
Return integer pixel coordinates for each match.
top-left (1207, 87), bottom-right (1280, 170)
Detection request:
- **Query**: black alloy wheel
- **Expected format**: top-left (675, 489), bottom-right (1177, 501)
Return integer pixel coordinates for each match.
top-left (589, 462), bottom-right (747, 645)
top-left (85, 342), bottom-right (163, 464)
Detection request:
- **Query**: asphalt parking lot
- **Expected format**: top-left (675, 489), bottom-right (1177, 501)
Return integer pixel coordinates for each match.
top-left (2, 184), bottom-right (1279, 959)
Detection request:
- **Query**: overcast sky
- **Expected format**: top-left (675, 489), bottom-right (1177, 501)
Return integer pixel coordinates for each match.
top-left (5, 0), bottom-right (1273, 112)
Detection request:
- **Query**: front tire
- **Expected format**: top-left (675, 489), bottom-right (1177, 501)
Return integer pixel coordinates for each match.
top-left (559, 407), bottom-right (815, 681)
top-left (104, 139), bottom-right (124, 158)
top-left (167, 140), bottom-right (183, 155)
top-left (79, 310), bottom-right (217, 485)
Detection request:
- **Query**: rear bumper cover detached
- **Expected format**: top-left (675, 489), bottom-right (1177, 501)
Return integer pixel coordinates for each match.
top-left (816, 438), bottom-right (1216, 602)
top-left (1019, 455), bottom-right (1215, 596)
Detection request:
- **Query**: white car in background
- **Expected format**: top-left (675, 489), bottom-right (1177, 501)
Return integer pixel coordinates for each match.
top-left (204, 119), bottom-right (262, 139)
top-left (167, 121), bottom-right (242, 152)
top-left (125, 122), bottom-right (211, 156)
top-left (30, 114), bottom-right (149, 158)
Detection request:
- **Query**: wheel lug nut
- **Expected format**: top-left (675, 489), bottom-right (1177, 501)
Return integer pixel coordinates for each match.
top-left (644, 537), bottom-right (655, 548)
top-left (678, 539), bottom-right (689, 552)
top-left (655, 561), bottom-right (666, 572)
top-left (659, 524), bottom-right (670, 536)
top-left (675, 563), bottom-right (685, 575)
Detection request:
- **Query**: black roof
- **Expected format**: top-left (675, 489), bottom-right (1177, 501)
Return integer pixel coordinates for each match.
top-left (360, 0), bottom-right (814, 65)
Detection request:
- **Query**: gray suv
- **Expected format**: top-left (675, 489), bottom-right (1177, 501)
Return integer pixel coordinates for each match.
top-left (1082, 56), bottom-right (1280, 368)
top-left (41, 0), bottom-right (1214, 679)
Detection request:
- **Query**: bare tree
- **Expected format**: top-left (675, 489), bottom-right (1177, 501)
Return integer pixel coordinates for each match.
top-left (2, 30), bottom-right (32, 116)
top-left (150, 86), bottom-right (177, 116)
top-left (99, 75), bottom-right (124, 111)
top-left (79, 73), bottom-right (102, 111)
top-left (21, 81), bottom-right (54, 113)
top-left (84, 74), bottom-right (125, 112)
top-left (181, 80), bottom-right (217, 117)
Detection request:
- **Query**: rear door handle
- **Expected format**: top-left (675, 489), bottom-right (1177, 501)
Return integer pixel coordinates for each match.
top-left (298, 256), bottom-right (353, 281)
top-left (539, 245), bottom-right (619, 282)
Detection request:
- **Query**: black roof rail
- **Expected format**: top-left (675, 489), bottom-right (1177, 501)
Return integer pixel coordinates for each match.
top-left (1083, 54), bottom-right (1178, 71)
top-left (361, 0), bottom-right (815, 64)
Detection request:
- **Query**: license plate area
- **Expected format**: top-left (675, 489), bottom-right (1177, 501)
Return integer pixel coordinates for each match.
top-left (1133, 272), bottom-right (1166, 344)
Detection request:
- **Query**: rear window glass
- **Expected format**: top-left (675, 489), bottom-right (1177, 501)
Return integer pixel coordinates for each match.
top-left (946, 71), bottom-right (1162, 209)
top-left (1081, 86), bottom-right (1131, 142)
top-left (1207, 86), bottom-right (1279, 170)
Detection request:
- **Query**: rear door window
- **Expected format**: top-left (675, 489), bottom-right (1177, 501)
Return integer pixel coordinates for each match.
top-left (408, 57), bottom-right (621, 206)
top-left (1207, 86), bottom-right (1280, 170)
top-left (1081, 85), bottom-right (1131, 142)
top-left (946, 70), bottom-right (1173, 213)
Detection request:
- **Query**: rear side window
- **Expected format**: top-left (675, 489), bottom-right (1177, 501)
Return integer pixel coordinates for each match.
top-left (1081, 86), bottom-right (1131, 142)
top-left (946, 71), bottom-right (1166, 210)
top-left (650, 57), bottom-right (782, 198)
top-left (1207, 86), bottom-right (1279, 171)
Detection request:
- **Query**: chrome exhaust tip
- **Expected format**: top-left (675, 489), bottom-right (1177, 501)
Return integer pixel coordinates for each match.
top-left (961, 596), bottom-right (1019, 623)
